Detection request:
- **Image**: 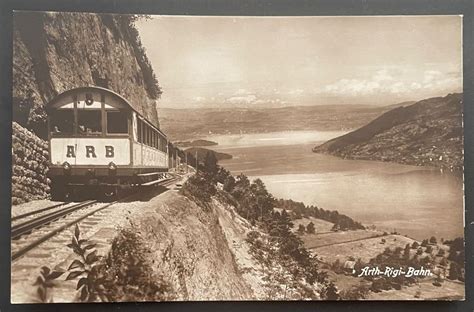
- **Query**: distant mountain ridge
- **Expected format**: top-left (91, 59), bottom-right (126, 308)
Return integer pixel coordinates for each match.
top-left (313, 93), bottom-right (463, 171)
top-left (185, 147), bottom-right (233, 162)
top-left (158, 104), bottom-right (401, 140)
top-left (175, 139), bottom-right (218, 148)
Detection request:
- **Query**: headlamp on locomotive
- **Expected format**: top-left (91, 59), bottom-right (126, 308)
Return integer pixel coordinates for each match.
top-left (47, 86), bottom-right (170, 200)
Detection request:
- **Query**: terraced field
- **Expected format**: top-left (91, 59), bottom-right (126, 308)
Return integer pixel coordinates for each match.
top-left (310, 233), bottom-right (415, 263)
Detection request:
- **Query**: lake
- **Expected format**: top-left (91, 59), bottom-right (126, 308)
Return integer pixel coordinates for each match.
top-left (205, 131), bottom-right (464, 240)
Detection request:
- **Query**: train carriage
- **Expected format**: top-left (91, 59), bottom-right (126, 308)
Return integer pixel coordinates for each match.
top-left (47, 86), bottom-right (172, 199)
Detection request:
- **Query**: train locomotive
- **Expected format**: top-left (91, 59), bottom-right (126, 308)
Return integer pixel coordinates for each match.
top-left (47, 86), bottom-right (180, 200)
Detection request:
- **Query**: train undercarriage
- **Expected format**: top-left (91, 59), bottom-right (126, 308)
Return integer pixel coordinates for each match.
top-left (49, 165), bottom-right (171, 201)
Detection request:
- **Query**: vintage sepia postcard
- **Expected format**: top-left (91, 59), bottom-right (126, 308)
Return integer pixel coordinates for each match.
top-left (10, 11), bottom-right (464, 302)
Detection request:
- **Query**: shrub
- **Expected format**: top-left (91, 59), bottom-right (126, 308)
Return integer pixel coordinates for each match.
top-left (448, 262), bottom-right (461, 281)
top-left (297, 224), bottom-right (306, 235)
top-left (33, 266), bottom-right (64, 303)
top-left (180, 173), bottom-right (216, 209)
top-left (100, 228), bottom-right (173, 301)
top-left (371, 278), bottom-right (392, 292)
top-left (38, 225), bottom-right (173, 302)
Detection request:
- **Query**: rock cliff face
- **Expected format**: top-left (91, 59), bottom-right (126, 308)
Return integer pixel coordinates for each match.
top-left (128, 191), bottom-right (256, 300)
top-left (13, 11), bottom-right (161, 138)
top-left (313, 93), bottom-right (463, 171)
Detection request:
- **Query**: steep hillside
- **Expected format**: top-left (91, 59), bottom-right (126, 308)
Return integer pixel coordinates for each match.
top-left (13, 11), bottom-right (161, 138)
top-left (313, 93), bottom-right (463, 171)
top-left (126, 191), bottom-right (255, 300)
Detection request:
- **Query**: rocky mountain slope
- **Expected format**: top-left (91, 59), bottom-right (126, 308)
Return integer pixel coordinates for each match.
top-left (313, 93), bottom-right (463, 171)
top-left (13, 11), bottom-right (161, 138)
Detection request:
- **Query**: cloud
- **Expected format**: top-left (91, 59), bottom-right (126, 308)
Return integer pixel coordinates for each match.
top-left (192, 96), bottom-right (206, 102)
top-left (225, 94), bottom-right (258, 105)
top-left (288, 88), bottom-right (304, 96)
top-left (224, 93), bottom-right (287, 106)
top-left (323, 78), bottom-right (381, 95)
top-left (373, 69), bottom-right (393, 82)
top-left (319, 69), bottom-right (461, 97)
top-left (423, 70), bottom-right (442, 84)
top-left (234, 88), bottom-right (251, 95)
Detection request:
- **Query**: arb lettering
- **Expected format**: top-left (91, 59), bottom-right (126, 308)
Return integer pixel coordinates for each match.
top-left (66, 145), bottom-right (76, 158)
top-left (65, 145), bottom-right (115, 158)
top-left (105, 145), bottom-right (114, 158)
top-left (85, 146), bottom-right (97, 158)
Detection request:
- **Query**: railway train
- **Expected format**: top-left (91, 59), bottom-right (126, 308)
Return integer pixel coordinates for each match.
top-left (46, 86), bottom-right (181, 200)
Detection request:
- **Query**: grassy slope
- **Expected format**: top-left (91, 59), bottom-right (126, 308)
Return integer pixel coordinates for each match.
top-left (292, 216), bottom-right (335, 233)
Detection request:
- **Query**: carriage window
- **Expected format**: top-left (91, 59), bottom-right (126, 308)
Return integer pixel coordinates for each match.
top-left (50, 109), bottom-right (74, 135)
top-left (144, 125), bottom-right (148, 145)
top-left (147, 126), bottom-right (152, 146)
top-left (77, 109), bottom-right (102, 135)
top-left (137, 119), bottom-right (142, 142)
top-left (158, 133), bottom-right (165, 152)
top-left (107, 111), bottom-right (128, 134)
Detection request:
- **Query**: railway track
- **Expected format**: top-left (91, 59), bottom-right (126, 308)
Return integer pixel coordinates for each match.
top-left (11, 174), bottom-right (182, 262)
top-left (12, 200), bottom-right (97, 240)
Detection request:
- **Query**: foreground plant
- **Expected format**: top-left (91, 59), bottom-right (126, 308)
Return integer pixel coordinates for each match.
top-left (67, 224), bottom-right (109, 302)
top-left (33, 266), bottom-right (64, 303)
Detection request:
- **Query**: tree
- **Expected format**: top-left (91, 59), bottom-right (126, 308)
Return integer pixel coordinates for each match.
top-left (403, 244), bottom-right (411, 260)
top-left (223, 175), bottom-right (236, 193)
top-left (448, 263), bottom-right (460, 280)
top-left (411, 241), bottom-right (419, 249)
top-left (393, 247), bottom-right (403, 259)
top-left (429, 236), bottom-right (437, 244)
top-left (306, 222), bottom-right (315, 234)
top-left (204, 151), bottom-right (218, 175)
top-left (297, 224), bottom-right (306, 235)
top-left (440, 257), bottom-right (448, 267)
top-left (421, 239), bottom-right (428, 247)
top-left (250, 179), bottom-right (275, 221)
top-left (322, 282), bottom-right (339, 300)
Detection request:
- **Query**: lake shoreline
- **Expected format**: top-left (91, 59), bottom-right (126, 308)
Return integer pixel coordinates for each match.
top-left (200, 130), bottom-right (464, 241)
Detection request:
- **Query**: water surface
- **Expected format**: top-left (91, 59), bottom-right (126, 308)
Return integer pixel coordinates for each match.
top-left (206, 131), bottom-right (464, 240)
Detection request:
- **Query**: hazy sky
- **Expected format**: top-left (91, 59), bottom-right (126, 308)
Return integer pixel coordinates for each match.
top-left (136, 15), bottom-right (462, 109)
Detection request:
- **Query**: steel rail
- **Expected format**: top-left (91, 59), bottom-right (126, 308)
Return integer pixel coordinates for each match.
top-left (11, 200), bottom-right (116, 261)
top-left (11, 200), bottom-right (97, 240)
top-left (11, 202), bottom-right (68, 222)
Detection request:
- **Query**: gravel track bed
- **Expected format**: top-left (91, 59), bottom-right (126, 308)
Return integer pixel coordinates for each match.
top-left (11, 176), bottom-right (188, 303)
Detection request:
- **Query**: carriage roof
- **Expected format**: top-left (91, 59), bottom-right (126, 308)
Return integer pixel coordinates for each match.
top-left (47, 86), bottom-right (166, 137)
